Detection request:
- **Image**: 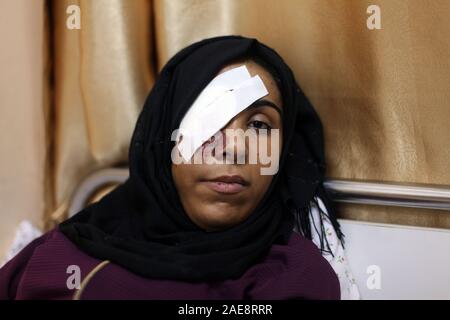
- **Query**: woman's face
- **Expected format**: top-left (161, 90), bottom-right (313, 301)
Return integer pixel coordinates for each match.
top-left (171, 60), bottom-right (283, 231)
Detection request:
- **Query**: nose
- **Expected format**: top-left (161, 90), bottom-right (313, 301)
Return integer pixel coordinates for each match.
top-left (217, 118), bottom-right (248, 164)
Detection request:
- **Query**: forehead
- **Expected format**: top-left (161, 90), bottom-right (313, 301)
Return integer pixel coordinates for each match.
top-left (217, 60), bottom-right (282, 108)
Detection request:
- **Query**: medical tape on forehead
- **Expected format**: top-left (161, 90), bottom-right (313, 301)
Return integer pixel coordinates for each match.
top-left (176, 65), bottom-right (269, 161)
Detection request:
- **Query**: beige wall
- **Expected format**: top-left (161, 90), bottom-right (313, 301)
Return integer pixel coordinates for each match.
top-left (0, 0), bottom-right (47, 258)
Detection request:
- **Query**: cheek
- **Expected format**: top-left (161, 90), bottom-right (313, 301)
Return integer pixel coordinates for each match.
top-left (260, 131), bottom-right (282, 152)
top-left (171, 163), bottom-right (196, 195)
top-left (172, 163), bottom-right (215, 208)
top-left (248, 165), bottom-right (274, 197)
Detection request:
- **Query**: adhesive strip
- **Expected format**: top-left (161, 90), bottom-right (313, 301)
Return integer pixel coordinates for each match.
top-left (177, 65), bottom-right (268, 161)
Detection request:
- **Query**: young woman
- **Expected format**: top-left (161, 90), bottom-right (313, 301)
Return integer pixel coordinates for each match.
top-left (0, 35), bottom-right (358, 300)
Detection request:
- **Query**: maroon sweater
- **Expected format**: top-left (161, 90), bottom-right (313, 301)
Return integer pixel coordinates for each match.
top-left (0, 228), bottom-right (340, 299)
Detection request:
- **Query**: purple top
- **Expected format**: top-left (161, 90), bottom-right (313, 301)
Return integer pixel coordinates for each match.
top-left (0, 228), bottom-right (340, 300)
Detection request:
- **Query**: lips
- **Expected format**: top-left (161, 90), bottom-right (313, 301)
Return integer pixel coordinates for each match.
top-left (202, 175), bottom-right (249, 194)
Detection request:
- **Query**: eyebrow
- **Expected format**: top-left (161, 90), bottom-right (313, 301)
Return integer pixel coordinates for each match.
top-left (246, 99), bottom-right (283, 118)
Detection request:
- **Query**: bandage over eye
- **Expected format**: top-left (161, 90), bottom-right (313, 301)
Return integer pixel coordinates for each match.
top-left (176, 65), bottom-right (269, 161)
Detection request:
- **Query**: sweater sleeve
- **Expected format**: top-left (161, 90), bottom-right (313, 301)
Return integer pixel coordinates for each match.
top-left (0, 232), bottom-right (51, 300)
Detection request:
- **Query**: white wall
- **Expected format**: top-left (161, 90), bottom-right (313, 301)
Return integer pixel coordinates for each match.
top-left (340, 219), bottom-right (450, 299)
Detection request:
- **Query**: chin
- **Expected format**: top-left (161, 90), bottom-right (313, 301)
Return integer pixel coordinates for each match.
top-left (194, 206), bottom-right (246, 231)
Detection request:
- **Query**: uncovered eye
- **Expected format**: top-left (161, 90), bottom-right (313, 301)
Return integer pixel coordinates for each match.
top-left (248, 120), bottom-right (272, 131)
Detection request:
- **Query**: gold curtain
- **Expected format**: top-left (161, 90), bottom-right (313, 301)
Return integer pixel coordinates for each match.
top-left (48, 0), bottom-right (154, 225)
top-left (154, 0), bottom-right (450, 228)
top-left (43, 0), bottom-right (450, 229)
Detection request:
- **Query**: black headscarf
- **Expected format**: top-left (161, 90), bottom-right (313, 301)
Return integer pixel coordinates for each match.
top-left (59, 35), bottom-right (343, 282)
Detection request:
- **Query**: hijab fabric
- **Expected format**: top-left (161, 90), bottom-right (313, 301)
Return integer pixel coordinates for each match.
top-left (60, 35), bottom-right (343, 282)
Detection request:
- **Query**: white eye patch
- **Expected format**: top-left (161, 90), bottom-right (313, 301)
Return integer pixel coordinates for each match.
top-left (176, 65), bottom-right (269, 161)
